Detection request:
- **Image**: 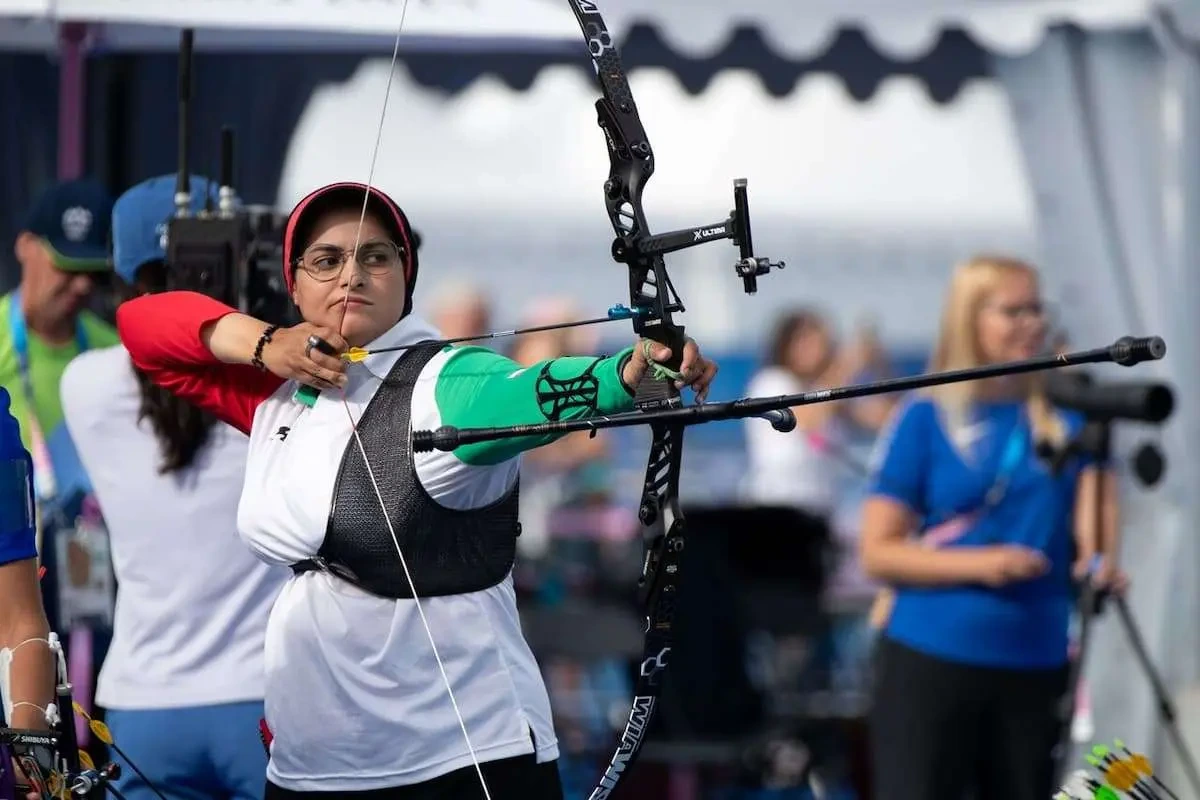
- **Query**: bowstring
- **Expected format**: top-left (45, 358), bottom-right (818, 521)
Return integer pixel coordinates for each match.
top-left (330, 3), bottom-right (493, 798)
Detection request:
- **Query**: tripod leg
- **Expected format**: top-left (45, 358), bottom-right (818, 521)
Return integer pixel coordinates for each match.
top-left (1054, 586), bottom-right (1097, 787)
top-left (1114, 594), bottom-right (1200, 797)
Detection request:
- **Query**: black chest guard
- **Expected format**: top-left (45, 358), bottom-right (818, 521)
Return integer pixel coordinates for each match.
top-left (292, 344), bottom-right (521, 599)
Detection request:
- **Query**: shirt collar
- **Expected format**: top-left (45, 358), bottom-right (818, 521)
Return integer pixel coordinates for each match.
top-left (350, 312), bottom-right (442, 383)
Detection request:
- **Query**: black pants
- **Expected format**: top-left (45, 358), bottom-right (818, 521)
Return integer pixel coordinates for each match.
top-left (869, 637), bottom-right (1068, 800)
top-left (264, 753), bottom-right (563, 800)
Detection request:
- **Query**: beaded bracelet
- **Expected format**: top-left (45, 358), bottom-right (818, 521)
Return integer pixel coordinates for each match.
top-left (252, 324), bottom-right (281, 371)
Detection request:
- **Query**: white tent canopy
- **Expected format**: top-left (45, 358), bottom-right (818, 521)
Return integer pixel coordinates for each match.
top-left (0, 0), bottom-right (1158, 54)
top-left (0, 0), bottom-right (581, 51)
top-left (580, 0), bottom-right (1154, 58)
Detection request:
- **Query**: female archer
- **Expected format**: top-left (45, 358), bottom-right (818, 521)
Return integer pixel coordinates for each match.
top-left (115, 181), bottom-right (718, 799)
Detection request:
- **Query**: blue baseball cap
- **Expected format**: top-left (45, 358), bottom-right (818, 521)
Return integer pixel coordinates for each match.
top-left (22, 178), bottom-right (114, 271)
top-left (111, 174), bottom-right (218, 284)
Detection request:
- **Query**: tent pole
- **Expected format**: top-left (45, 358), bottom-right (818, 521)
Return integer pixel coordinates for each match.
top-left (57, 22), bottom-right (89, 180)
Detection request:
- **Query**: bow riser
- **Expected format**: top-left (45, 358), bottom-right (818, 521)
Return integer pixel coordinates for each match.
top-left (565, 2), bottom-right (782, 796)
top-left (636, 423), bottom-right (685, 610)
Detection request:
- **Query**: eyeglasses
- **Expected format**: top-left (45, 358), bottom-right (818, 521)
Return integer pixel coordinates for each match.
top-left (986, 301), bottom-right (1045, 321)
top-left (293, 240), bottom-right (405, 283)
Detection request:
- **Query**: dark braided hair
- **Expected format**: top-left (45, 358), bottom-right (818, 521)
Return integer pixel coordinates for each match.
top-left (116, 261), bottom-right (217, 474)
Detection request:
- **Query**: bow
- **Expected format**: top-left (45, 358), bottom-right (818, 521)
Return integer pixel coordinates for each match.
top-left (330, 1), bottom-right (783, 798)
top-left (559, 4), bottom-right (782, 797)
top-left (333, 1), bottom-right (1167, 798)
top-left (0, 631), bottom-right (167, 799)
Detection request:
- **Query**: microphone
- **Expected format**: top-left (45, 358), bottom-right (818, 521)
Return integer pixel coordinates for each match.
top-left (1108, 335), bottom-right (1166, 366)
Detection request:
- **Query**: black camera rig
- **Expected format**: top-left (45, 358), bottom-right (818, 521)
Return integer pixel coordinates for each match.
top-left (163, 30), bottom-right (295, 327)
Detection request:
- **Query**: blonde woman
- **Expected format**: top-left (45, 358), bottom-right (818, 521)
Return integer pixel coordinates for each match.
top-left (859, 256), bottom-right (1125, 800)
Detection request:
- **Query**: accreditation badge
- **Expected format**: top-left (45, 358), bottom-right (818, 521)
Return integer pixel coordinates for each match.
top-left (54, 496), bottom-right (115, 630)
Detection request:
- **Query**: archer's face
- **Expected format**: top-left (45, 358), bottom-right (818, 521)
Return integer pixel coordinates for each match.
top-left (290, 208), bottom-right (408, 347)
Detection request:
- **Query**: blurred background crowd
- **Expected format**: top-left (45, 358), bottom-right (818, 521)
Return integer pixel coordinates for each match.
top-left (3, 1), bottom-right (1200, 798)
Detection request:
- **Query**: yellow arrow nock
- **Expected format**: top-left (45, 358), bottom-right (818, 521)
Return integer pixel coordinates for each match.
top-left (343, 347), bottom-right (369, 363)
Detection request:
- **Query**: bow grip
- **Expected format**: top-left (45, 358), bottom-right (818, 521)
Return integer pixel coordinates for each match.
top-left (634, 324), bottom-right (686, 410)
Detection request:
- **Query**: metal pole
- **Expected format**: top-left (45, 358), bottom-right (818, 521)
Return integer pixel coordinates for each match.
top-left (56, 22), bottom-right (89, 180)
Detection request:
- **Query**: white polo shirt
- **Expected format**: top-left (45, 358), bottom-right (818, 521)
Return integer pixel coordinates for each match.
top-left (236, 315), bottom-right (559, 792)
top-left (61, 346), bottom-right (288, 710)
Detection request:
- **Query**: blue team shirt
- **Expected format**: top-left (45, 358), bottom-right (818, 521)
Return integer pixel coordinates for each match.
top-left (869, 394), bottom-right (1094, 669)
top-left (0, 526), bottom-right (36, 565)
top-left (0, 385), bottom-right (36, 566)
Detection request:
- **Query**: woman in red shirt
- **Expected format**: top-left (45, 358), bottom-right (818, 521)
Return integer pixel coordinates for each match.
top-left (116, 181), bottom-right (717, 800)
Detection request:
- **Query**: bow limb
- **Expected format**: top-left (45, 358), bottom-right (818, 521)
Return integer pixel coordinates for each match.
top-left (589, 421), bottom-right (684, 800)
top-left (330, 1), bottom-right (494, 798)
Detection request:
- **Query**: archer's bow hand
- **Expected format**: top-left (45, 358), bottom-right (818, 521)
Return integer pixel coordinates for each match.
top-left (623, 337), bottom-right (719, 403)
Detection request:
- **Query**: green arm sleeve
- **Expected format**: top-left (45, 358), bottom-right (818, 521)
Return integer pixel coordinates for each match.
top-left (434, 345), bottom-right (636, 466)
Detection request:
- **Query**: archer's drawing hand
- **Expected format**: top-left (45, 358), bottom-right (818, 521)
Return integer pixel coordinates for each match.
top-left (624, 338), bottom-right (719, 402)
top-left (263, 323), bottom-right (349, 390)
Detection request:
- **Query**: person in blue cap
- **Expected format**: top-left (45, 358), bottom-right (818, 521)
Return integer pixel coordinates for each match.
top-left (0, 178), bottom-right (119, 506)
top-left (60, 175), bottom-right (287, 800)
top-left (0, 384), bottom-right (53, 800)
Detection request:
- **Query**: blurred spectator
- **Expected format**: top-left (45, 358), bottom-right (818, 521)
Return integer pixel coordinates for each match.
top-left (739, 309), bottom-right (894, 710)
top-left (0, 179), bottom-right (116, 507)
top-left (60, 175), bottom-right (286, 800)
top-left (0, 178), bottom-right (118, 683)
top-left (741, 308), bottom-right (893, 516)
top-left (429, 280), bottom-right (490, 340)
top-left (859, 256), bottom-right (1124, 800)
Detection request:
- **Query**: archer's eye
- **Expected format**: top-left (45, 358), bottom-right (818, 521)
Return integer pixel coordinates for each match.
top-left (311, 254), bottom-right (342, 270)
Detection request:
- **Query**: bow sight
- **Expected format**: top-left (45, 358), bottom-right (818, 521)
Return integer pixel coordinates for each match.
top-left (626, 178), bottom-right (785, 295)
top-left (163, 30), bottom-right (295, 327)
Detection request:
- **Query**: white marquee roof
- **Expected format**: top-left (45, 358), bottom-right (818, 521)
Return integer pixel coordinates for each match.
top-left (597, 0), bottom-right (1153, 58)
top-left (0, 0), bottom-right (1157, 55)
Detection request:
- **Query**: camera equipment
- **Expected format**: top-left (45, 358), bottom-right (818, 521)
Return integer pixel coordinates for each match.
top-left (1043, 365), bottom-right (1200, 795)
top-left (1040, 371), bottom-right (1174, 488)
top-left (162, 30), bottom-right (296, 327)
top-left (1044, 370), bottom-right (1175, 423)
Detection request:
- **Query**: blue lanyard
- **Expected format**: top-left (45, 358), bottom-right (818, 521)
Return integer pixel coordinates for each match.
top-left (982, 413), bottom-right (1027, 510)
top-left (8, 288), bottom-right (89, 405)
